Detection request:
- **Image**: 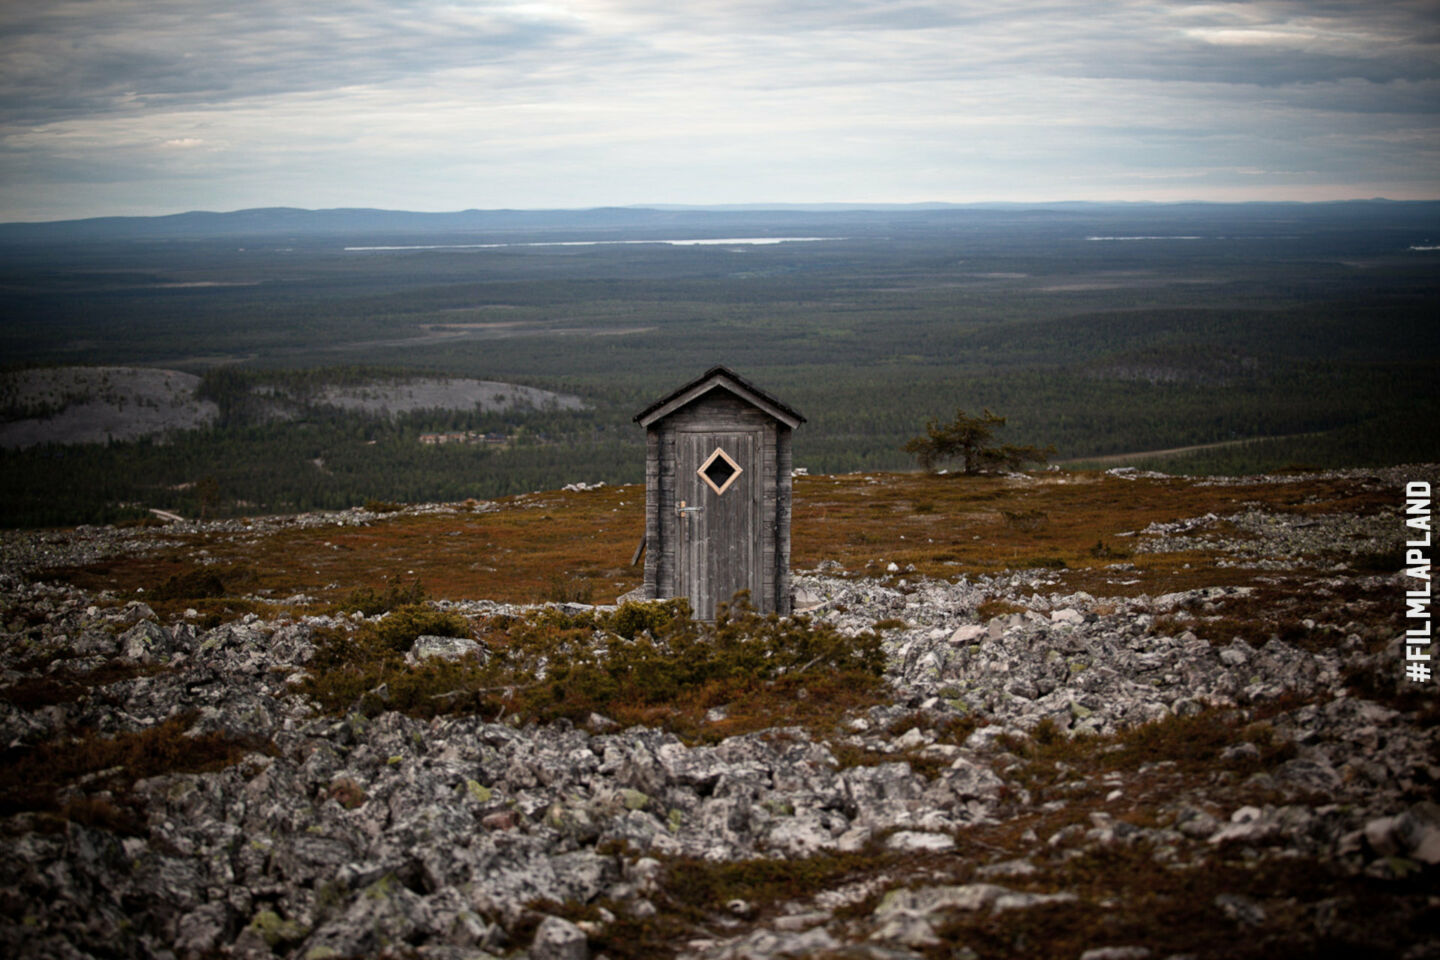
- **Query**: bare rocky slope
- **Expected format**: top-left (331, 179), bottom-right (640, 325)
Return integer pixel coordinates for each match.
top-left (0, 367), bottom-right (583, 449)
top-left (0, 367), bottom-right (218, 449)
top-left (0, 467), bottom-right (1436, 959)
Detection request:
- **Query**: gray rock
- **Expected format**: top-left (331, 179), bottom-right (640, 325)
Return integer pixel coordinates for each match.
top-left (949, 624), bottom-right (985, 643)
top-left (119, 619), bottom-right (170, 662)
top-left (874, 884), bottom-right (1010, 916)
top-left (1079, 948), bottom-right (1152, 960)
top-left (1214, 892), bottom-right (1266, 926)
top-left (992, 891), bottom-right (1078, 911)
top-left (530, 915), bottom-right (589, 960)
top-left (406, 634), bottom-right (483, 665)
top-left (884, 831), bottom-right (956, 852)
top-left (1366, 802), bottom-right (1440, 864)
top-left (1398, 802), bottom-right (1440, 864)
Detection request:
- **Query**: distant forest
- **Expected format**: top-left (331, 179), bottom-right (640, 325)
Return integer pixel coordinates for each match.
top-left (2, 202), bottom-right (1437, 527)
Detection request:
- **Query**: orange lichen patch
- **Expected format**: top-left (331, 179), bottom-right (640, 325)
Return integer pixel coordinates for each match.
top-left (40, 470), bottom-right (1390, 608)
top-left (792, 470), bottom-right (1385, 595)
top-left (0, 712), bottom-right (274, 831)
top-left (1146, 574), bottom-right (1398, 652)
top-left (592, 669), bottom-right (890, 744)
top-left (0, 661), bottom-right (168, 710)
top-left (45, 484), bottom-right (648, 607)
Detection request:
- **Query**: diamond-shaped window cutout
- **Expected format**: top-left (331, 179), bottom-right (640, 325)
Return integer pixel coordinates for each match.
top-left (699, 446), bottom-right (742, 495)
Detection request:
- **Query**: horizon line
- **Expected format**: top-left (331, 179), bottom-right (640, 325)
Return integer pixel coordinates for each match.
top-left (4, 196), bottom-right (1439, 227)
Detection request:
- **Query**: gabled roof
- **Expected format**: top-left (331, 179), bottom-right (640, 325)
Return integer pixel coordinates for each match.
top-left (634, 365), bottom-right (805, 429)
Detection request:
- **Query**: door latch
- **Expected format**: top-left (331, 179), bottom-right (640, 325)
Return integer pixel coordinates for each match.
top-left (676, 500), bottom-right (703, 518)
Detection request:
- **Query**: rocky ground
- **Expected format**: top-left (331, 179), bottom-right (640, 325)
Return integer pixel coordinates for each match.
top-left (1, 468), bottom-right (1437, 959)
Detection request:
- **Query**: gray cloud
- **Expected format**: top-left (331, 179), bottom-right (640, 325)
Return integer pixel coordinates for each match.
top-left (0, 1), bottom-right (589, 123)
top-left (0, 0), bottom-right (1436, 218)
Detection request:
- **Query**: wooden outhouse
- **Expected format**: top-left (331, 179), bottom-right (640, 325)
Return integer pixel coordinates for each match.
top-left (634, 366), bottom-right (805, 619)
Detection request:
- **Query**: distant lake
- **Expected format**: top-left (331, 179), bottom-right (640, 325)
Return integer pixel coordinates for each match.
top-left (344, 237), bottom-right (839, 251)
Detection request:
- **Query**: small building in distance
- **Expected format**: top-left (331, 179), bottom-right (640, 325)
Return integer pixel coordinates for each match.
top-left (634, 366), bottom-right (805, 619)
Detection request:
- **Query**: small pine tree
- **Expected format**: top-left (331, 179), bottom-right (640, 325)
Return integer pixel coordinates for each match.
top-left (903, 408), bottom-right (1054, 474)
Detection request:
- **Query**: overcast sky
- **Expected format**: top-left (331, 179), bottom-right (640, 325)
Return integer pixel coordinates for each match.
top-left (1, 0), bottom-right (1436, 221)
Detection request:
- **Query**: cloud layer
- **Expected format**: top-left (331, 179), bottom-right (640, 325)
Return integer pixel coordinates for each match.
top-left (2, 0), bottom-right (1436, 219)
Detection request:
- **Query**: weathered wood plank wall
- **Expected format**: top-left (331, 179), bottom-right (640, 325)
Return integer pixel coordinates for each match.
top-left (639, 371), bottom-right (799, 617)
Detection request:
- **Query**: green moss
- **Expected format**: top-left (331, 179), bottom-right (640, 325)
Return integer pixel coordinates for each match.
top-left (363, 874), bottom-right (399, 901)
top-left (248, 910), bottom-right (307, 948)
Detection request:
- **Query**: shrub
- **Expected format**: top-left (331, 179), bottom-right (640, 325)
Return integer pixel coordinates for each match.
top-left (1088, 539), bottom-right (1132, 560)
top-left (327, 778), bottom-right (368, 810)
top-left (541, 574), bottom-right (594, 604)
top-left (904, 408), bottom-right (1054, 474)
top-left (976, 599), bottom-right (1026, 621)
top-left (299, 592), bottom-right (887, 739)
top-left (1002, 509), bottom-right (1049, 532)
top-left (610, 599), bottom-right (690, 640)
top-left (373, 604), bottom-right (471, 653)
top-left (342, 578), bottom-right (426, 616)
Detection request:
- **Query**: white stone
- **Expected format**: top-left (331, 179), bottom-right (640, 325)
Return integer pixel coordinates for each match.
top-left (885, 830), bottom-right (956, 852)
top-left (894, 726), bottom-right (929, 750)
top-left (875, 883), bottom-right (1009, 916)
top-left (836, 825), bottom-right (873, 852)
top-left (773, 911), bottom-right (829, 932)
top-left (949, 624), bottom-right (985, 644)
top-left (405, 635), bottom-right (481, 665)
top-left (993, 891), bottom-right (1078, 912)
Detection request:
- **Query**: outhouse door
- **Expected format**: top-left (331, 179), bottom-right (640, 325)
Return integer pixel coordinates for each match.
top-left (677, 430), bottom-right (761, 619)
